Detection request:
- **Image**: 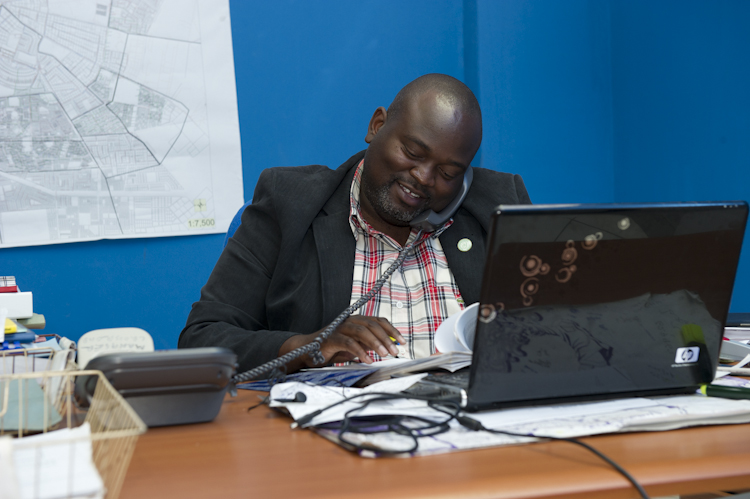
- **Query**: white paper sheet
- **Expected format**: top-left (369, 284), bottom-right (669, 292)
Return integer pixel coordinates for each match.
top-left (270, 375), bottom-right (431, 427)
top-left (468, 397), bottom-right (660, 431)
top-left (13, 422), bottom-right (104, 499)
top-left (270, 378), bottom-right (750, 456)
top-left (0, 437), bottom-right (22, 499)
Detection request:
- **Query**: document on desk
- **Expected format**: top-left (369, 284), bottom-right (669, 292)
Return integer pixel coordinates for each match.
top-left (0, 437), bottom-right (22, 499)
top-left (270, 378), bottom-right (750, 458)
top-left (713, 374), bottom-right (750, 389)
top-left (307, 352), bottom-right (472, 386)
top-left (269, 375), bottom-right (432, 427)
top-left (12, 422), bottom-right (104, 499)
top-left (237, 366), bottom-right (377, 392)
top-left (356, 352), bottom-right (472, 384)
top-left (1, 338), bottom-right (71, 376)
top-left (469, 395), bottom-right (750, 437)
top-left (240, 352), bottom-right (472, 392)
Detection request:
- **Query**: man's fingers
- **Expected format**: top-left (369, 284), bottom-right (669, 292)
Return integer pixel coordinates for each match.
top-left (348, 323), bottom-right (393, 357)
top-left (324, 333), bottom-right (374, 364)
top-left (366, 317), bottom-right (404, 355)
top-left (343, 317), bottom-right (400, 356)
top-left (315, 316), bottom-right (406, 364)
top-left (374, 317), bottom-right (406, 345)
top-left (330, 351), bottom-right (358, 364)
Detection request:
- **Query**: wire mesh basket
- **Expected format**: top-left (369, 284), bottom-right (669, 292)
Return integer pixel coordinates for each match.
top-left (0, 347), bottom-right (56, 376)
top-left (0, 333), bottom-right (78, 376)
top-left (0, 370), bottom-right (147, 499)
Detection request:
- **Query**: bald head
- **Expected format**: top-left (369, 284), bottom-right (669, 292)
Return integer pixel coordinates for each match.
top-left (386, 74), bottom-right (482, 141)
top-left (359, 74), bottom-right (483, 244)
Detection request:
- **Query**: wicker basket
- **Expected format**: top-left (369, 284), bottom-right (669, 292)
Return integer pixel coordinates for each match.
top-left (0, 370), bottom-right (147, 499)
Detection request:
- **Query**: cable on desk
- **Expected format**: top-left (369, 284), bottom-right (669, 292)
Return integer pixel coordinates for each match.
top-left (334, 412), bottom-right (452, 455)
top-left (288, 391), bottom-right (462, 455)
top-left (290, 390), bottom-right (651, 499)
top-left (246, 395), bottom-right (269, 412)
top-left (292, 391), bottom-right (459, 429)
top-left (454, 414), bottom-right (652, 499)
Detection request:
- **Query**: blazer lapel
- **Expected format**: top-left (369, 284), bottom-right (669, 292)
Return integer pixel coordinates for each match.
top-left (440, 209), bottom-right (487, 306)
top-left (313, 165), bottom-right (358, 324)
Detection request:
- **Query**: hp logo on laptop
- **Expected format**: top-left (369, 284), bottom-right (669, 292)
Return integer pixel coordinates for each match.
top-left (674, 346), bottom-right (700, 364)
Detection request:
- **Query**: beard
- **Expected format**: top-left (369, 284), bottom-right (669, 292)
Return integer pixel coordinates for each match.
top-left (361, 174), bottom-right (429, 226)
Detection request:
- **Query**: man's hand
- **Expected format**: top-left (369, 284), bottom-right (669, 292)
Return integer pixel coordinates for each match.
top-left (279, 317), bottom-right (406, 371)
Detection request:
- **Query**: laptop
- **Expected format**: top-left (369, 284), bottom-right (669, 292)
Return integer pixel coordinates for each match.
top-left (408, 201), bottom-right (748, 411)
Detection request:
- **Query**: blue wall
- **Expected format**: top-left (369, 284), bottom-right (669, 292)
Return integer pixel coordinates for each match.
top-left (2, 0), bottom-right (748, 349)
top-left (231, 0), bottom-right (466, 196)
top-left (476, 0), bottom-right (614, 203)
top-left (610, 0), bottom-right (750, 311)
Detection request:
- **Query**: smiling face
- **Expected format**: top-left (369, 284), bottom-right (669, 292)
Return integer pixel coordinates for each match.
top-left (360, 89), bottom-right (482, 242)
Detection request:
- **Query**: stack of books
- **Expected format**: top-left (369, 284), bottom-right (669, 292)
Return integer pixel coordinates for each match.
top-left (0, 276), bottom-right (45, 347)
top-left (720, 313), bottom-right (750, 362)
top-left (726, 313), bottom-right (750, 341)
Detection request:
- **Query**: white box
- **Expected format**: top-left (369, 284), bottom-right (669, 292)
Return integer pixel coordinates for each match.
top-left (0, 291), bottom-right (33, 319)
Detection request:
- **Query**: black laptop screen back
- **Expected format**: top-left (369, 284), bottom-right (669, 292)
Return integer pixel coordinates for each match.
top-left (467, 202), bottom-right (748, 410)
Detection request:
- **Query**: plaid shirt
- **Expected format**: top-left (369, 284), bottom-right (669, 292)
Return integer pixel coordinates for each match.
top-left (348, 160), bottom-right (465, 361)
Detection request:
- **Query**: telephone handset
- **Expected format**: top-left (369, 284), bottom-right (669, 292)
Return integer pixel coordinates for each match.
top-left (409, 166), bottom-right (473, 232)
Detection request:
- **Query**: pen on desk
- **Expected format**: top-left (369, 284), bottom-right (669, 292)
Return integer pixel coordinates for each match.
top-left (700, 384), bottom-right (750, 400)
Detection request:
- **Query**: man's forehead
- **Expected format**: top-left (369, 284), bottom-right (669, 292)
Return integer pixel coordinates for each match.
top-left (400, 91), bottom-right (476, 130)
top-left (394, 92), bottom-right (480, 152)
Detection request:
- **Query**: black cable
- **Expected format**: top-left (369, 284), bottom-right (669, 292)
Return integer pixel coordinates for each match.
top-left (246, 395), bottom-right (269, 412)
top-left (454, 414), bottom-right (651, 499)
top-left (298, 391), bottom-right (461, 455)
top-left (292, 391), bottom-right (457, 428)
top-left (232, 231), bottom-right (425, 384)
top-left (336, 412), bottom-right (451, 455)
top-left (289, 389), bottom-right (650, 498)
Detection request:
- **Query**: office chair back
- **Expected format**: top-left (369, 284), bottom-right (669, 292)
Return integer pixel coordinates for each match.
top-left (224, 200), bottom-right (252, 247)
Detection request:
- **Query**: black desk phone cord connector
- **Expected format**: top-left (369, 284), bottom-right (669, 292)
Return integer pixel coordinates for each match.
top-left (231, 230), bottom-right (425, 386)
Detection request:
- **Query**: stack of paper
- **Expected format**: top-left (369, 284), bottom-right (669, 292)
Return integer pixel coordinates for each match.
top-left (355, 351), bottom-right (471, 385)
top-left (0, 291), bottom-right (33, 321)
top-left (725, 313), bottom-right (750, 343)
top-left (270, 375), bottom-right (432, 426)
top-left (295, 351), bottom-right (472, 388)
top-left (10, 423), bottom-right (104, 499)
top-left (0, 277), bottom-right (36, 347)
top-left (0, 277), bottom-right (18, 293)
top-left (356, 304), bottom-right (480, 383)
top-left (0, 438), bottom-right (21, 499)
top-left (238, 367), bottom-right (377, 391)
top-left (433, 302), bottom-right (478, 355)
top-left (725, 327), bottom-right (750, 342)
top-left (269, 378), bottom-right (750, 457)
top-left (287, 305), bottom-right (479, 387)
top-left (1, 337), bottom-right (73, 376)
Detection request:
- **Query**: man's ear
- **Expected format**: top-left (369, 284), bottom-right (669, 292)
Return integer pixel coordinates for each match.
top-left (364, 106), bottom-right (387, 144)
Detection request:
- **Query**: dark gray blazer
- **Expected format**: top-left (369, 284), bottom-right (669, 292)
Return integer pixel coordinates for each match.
top-left (179, 150), bottom-right (531, 371)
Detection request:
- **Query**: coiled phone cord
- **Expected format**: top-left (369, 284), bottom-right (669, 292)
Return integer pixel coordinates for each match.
top-left (232, 230), bottom-right (425, 385)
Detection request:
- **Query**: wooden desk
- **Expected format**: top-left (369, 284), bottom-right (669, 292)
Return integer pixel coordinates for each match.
top-left (120, 390), bottom-right (750, 499)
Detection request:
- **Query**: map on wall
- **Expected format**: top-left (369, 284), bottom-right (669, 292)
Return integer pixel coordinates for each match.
top-left (0, 0), bottom-right (243, 247)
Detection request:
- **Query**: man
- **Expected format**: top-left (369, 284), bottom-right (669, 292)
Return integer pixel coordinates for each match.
top-left (179, 74), bottom-right (531, 373)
